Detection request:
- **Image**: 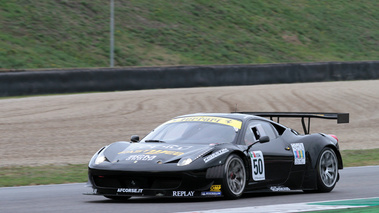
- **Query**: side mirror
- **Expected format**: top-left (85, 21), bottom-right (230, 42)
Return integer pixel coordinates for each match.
top-left (131, 135), bottom-right (140, 142)
top-left (258, 136), bottom-right (270, 143)
top-left (246, 136), bottom-right (270, 152)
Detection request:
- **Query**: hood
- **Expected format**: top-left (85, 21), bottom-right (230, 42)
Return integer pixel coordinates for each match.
top-left (101, 142), bottom-right (214, 165)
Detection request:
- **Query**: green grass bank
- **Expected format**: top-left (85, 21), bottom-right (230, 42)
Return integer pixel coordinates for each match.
top-left (1, 0), bottom-right (378, 69)
top-left (0, 149), bottom-right (378, 187)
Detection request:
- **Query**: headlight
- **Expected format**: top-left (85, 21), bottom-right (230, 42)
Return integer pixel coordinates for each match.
top-left (177, 157), bottom-right (193, 166)
top-left (95, 152), bottom-right (108, 165)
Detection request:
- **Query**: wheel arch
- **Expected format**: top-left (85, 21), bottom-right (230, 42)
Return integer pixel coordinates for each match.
top-left (309, 143), bottom-right (343, 170)
top-left (302, 135), bottom-right (342, 170)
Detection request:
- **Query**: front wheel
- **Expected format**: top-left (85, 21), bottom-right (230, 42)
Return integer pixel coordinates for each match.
top-left (221, 154), bottom-right (246, 199)
top-left (316, 147), bottom-right (339, 192)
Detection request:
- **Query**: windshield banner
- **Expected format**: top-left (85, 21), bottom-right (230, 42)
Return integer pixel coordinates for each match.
top-left (165, 116), bottom-right (242, 129)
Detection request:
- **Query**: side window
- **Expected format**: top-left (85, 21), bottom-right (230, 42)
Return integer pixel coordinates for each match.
top-left (244, 120), bottom-right (278, 145)
top-left (260, 122), bottom-right (278, 139)
top-left (244, 125), bottom-right (255, 145)
top-left (271, 122), bottom-right (286, 135)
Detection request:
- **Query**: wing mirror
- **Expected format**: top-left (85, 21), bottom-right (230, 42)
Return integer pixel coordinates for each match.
top-left (246, 136), bottom-right (270, 151)
top-left (130, 135), bottom-right (140, 142)
top-left (258, 136), bottom-right (270, 143)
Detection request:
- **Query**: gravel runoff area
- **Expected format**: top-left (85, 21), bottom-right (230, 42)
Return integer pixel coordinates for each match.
top-left (0, 80), bottom-right (378, 167)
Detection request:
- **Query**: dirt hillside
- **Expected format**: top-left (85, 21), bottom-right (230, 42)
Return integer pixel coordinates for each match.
top-left (1, 80), bottom-right (378, 167)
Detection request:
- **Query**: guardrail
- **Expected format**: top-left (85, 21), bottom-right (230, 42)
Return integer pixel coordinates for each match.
top-left (0, 61), bottom-right (378, 97)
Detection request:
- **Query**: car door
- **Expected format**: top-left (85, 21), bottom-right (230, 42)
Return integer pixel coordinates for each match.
top-left (244, 119), bottom-right (293, 186)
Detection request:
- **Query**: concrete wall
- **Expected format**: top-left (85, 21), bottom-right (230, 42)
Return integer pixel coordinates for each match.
top-left (1, 61), bottom-right (378, 97)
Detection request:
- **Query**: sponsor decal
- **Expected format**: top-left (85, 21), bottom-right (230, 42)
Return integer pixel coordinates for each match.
top-left (118, 149), bottom-right (184, 156)
top-left (270, 186), bottom-right (291, 192)
top-left (117, 188), bottom-right (143, 193)
top-left (291, 143), bottom-right (306, 165)
top-left (161, 145), bottom-right (193, 150)
top-left (172, 191), bottom-right (195, 197)
top-left (203, 148), bottom-right (229, 163)
top-left (165, 116), bottom-right (242, 129)
top-left (249, 151), bottom-right (265, 181)
top-left (201, 191), bottom-right (222, 196)
top-left (210, 185), bottom-right (221, 192)
top-left (125, 155), bottom-right (156, 161)
top-left (130, 144), bottom-right (193, 150)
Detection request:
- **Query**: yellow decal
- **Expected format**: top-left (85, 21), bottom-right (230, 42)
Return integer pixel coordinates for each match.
top-left (165, 116), bottom-right (242, 129)
top-left (210, 185), bottom-right (221, 192)
top-left (118, 149), bottom-right (184, 156)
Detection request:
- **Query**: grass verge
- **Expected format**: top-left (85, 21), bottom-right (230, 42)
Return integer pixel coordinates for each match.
top-left (0, 149), bottom-right (378, 187)
top-left (341, 148), bottom-right (379, 167)
top-left (0, 164), bottom-right (88, 187)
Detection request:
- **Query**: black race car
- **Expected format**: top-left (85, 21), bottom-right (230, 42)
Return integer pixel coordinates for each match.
top-left (85, 112), bottom-right (349, 200)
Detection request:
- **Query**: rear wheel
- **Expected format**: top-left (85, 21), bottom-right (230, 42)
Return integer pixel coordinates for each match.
top-left (222, 154), bottom-right (246, 199)
top-left (316, 147), bottom-right (338, 192)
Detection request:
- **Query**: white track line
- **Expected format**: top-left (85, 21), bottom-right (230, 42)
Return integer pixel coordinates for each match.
top-left (177, 202), bottom-right (364, 213)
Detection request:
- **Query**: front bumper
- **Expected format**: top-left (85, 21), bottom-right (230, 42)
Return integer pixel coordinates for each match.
top-left (86, 168), bottom-right (223, 198)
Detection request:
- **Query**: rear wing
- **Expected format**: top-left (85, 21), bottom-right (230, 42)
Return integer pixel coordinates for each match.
top-left (235, 112), bottom-right (349, 134)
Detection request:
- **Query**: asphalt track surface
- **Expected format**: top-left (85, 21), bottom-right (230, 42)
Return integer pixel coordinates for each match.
top-left (1, 166), bottom-right (378, 213)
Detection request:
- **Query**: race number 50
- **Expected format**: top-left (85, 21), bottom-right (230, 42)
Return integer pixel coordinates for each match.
top-left (249, 151), bottom-right (265, 181)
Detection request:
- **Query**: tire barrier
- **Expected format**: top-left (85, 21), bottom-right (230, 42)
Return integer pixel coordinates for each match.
top-left (0, 61), bottom-right (378, 97)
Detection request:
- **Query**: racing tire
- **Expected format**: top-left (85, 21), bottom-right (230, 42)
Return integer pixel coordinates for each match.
top-left (315, 147), bottom-right (339, 192)
top-left (221, 154), bottom-right (246, 199)
top-left (104, 195), bottom-right (131, 201)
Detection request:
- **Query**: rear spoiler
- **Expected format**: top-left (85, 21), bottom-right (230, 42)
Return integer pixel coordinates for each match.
top-left (234, 112), bottom-right (349, 134)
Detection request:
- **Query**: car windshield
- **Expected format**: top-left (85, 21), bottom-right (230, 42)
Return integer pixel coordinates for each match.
top-left (141, 122), bottom-right (239, 144)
